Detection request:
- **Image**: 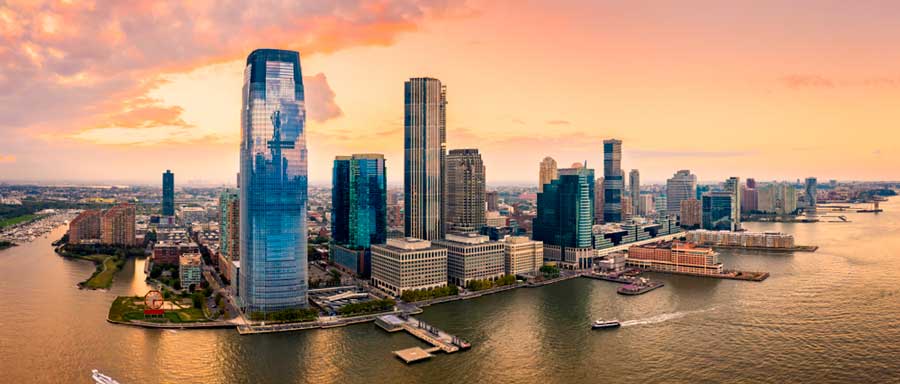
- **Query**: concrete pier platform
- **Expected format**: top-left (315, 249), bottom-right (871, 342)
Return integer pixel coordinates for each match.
top-left (378, 314), bottom-right (471, 362)
top-left (393, 347), bottom-right (433, 364)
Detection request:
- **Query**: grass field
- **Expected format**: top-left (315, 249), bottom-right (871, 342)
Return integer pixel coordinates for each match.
top-left (79, 255), bottom-right (124, 290)
top-left (108, 296), bottom-right (209, 323)
top-left (0, 214), bottom-right (37, 229)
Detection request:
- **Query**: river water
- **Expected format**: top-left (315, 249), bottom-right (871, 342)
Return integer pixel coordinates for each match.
top-left (2, 199), bottom-right (899, 383)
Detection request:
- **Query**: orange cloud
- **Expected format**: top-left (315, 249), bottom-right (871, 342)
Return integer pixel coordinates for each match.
top-left (0, 154), bottom-right (15, 163)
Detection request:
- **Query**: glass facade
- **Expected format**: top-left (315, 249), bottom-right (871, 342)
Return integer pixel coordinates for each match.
top-left (332, 154), bottom-right (387, 249)
top-left (162, 170), bottom-right (174, 216)
top-left (603, 139), bottom-right (623, 222)
top-left (239, 49), bottom-right (308, 312)
top-left (534, 167), bottom-right (595, 248)
top-left (404, 78), bottom-right (446, 240)
top-left (702, 192), bottom-right (734, 231)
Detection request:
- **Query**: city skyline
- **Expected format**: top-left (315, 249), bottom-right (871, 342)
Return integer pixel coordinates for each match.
top-left (3, 1), bottom-right (900, 185)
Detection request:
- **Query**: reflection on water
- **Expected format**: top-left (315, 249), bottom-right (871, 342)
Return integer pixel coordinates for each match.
top-left (2, 199), bottom-right (900, 383)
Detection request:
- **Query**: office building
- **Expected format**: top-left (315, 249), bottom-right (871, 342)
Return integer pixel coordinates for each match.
top-left (162, 170), bottom-right (174, 216)
top-left (502, 236), bottom-right (543, 276)
top-left (101, 203), bottom-right (136, 246)
top-left (485, 210), bottom-right (508, 227)
top-left (746, 178), bottom-right (757, 189)
top-left (68, 210), bottom-right (101, 244)
top-left (179, 253), bottom-right (203, 288)
top-left (404, 77), bottom-right (446, 240)
top-left (680, 198), bottom-right (701, 228)
top-left (371, 238), bottom-right (448, 296)
top-left (434, 233), bottom-right (505, 287)
top-left (239, 49), bottom-right (309, 312)
top-left (655, 195), bottom-right (667, 217)
top-left (629, 169), bottom-right (640, 217)
top-left (445, 149), bottom-right (485, 233)
top-left (667, 170), bottom-right (697, 214)
top-left (725, 177), bottom-right (741, 230)
top-left (603, 139), bottom-right (624, 222)
top-left (638, 194), bottom-right (655, 216)
top-left (534, 166), bottom-right (595, 269)
top-left (331, 154), bottom-right (387, 277)
top-left (702, 192), bottom-right (736, 231)
top-left (539, 156), bottom-right (558, 192)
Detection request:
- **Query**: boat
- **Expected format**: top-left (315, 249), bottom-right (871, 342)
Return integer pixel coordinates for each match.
top-left (91, 369), bottom-right (121, 384)
top-left (592, 319), bottom-right (621, 329)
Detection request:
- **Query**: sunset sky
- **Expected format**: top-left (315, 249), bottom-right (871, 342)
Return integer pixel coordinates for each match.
top-left (1, 0), bottom-right (899, 186)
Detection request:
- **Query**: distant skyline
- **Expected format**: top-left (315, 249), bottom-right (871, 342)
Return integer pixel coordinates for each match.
top-left (2, 1), bottom-right (900, 185)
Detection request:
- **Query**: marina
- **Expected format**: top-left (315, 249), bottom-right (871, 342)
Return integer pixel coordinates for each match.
top-left (376, 314), bottom-right (471, 363)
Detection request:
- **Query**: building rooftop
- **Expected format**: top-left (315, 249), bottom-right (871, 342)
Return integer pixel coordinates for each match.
top-left (179, 253), bottom-right (202, 267)
top-left (383, 237), bottom-right (436, 251)
top-left (442, 233), bottom-right (490, 245)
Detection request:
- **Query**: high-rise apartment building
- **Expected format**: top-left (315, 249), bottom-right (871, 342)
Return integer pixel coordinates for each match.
top-left (162, 170), bottom-right (174, 216)
top-left (758, 183), bottom-right (798, 215)
top-left (239, 49), bottom-right (309, 312)
top-left (629, 169), bottom-right (640, 217)
top-left (101, 203), bottom-right (136, 246)
top-left (434, 233), bottom-right (505, 287)
top-left (667, 170), bottom-right (697, 215)
top-left (805, 177), bottom-right (818, 211)
top-left (219, 189), bottom-right (239, 261)
top-left (603, 139), bottom-right (624, 222)
top-left (741, 186), bottom-right (758, 213)
top-left (539, 157), bottom-right (558, 193)
top-left (371, 238), bottom-right (448, 296)
top-left (486, 191), bottom-right (499, 212)
top-left (404, 77), bottom-right (446, 240)
top-left (680, 198), bottom-right (701, 228)
top-left (68, 210), bottom-right (101, 244)
top-left (444, 149), bottom-right (486, 233)
top-left (594, 177), bottom-right (605, 223)
top-left (725, 177), bottom-right (741, 230)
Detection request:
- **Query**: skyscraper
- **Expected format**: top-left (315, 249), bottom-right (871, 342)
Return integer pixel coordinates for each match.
top-left (534, 165), bottom-right (595, 269)
top-left (594, 177), bottom-right (605, 223)
top-left (702, 192), bottom-right (735, 231)
top-left (162, 170), bottom-right (174, 216)
top-left (404, 77), bottom-right (446, 240)
top-left (239, 49), bottom-right (309, 312)
top-left (539, 156), bottom-right (559, 192)
top-left (725, 177), bottom-right (741, 230)
top-left (486, 191), bottom-right (499, 212)
top-left (101, 203), bottom-right (136, 246)
top-left (603, 139), bottom-right (624, 223)
top-left (332, 154), bottom-right (387, 248)
top-left (629, 169), bottom-right (640, 217)
top-left (331, 154), bottom-right (387, 277)
top-left (805, 177), bottom-right (818, 211)
top-left (667, 170), bottom-right (697, 215)
top-left (445, 149), bottom-right (486, 233)
top-left (219, 189), bottom-right (239, 261)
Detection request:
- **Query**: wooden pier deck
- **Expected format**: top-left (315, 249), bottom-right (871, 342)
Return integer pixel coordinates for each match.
top-left (377, 314), bottom-right (470, 362)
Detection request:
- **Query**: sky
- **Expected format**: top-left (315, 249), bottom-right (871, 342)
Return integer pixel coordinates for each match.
top-left (1, 0), bottom-right (899, 186)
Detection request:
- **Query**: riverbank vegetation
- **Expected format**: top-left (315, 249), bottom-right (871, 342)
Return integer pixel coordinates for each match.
top-left (81, 255), bottom-right (126, 289)
top-left (400, 285), bottom-right (459, 302)
top-left (337, 299), bottom-right (396, 317)
top-left (466, 275), bottom-right (518, 292)
top-left (0, 214), bottom-right (37, 229)
top-left (56, 243), bottom-right (144, 290)
top-left (540, 265), bottom-right (560, 279)
top-left (249, 308), bottom-right (319, 323)
top-left (0, 240), bottom-right (16, 250)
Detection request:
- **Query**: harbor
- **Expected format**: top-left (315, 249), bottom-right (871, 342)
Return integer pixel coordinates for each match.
top-left (376, 314), bottom-right (471, 363)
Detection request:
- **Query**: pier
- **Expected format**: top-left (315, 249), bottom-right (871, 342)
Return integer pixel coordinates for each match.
top-left (376, 314), bottom-right (470, 363)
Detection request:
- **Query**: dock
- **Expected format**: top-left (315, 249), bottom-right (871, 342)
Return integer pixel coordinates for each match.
top-left (376, 314), bottom-right (470, 363)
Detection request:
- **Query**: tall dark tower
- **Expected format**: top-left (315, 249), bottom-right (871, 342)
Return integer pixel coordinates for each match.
top-left (162, 170), bottom-right (174, 216)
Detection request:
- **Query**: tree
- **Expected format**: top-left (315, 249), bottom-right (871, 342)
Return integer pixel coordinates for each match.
top-left (191, 292), bottom-right (204, 309)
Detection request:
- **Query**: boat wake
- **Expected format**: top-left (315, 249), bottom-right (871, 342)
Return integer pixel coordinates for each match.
top-left (620, 307), bottom-right (716, 328)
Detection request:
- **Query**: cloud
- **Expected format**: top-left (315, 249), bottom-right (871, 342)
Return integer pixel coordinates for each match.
top-left (546, 119), bottom-right (571, 125)
top-left (304, 73), bottom-right (343, 123)
top-left (0, 0), bottom-right (467, 142)
top-left (781, 75), bottom-right (835, 89)
top-left (0, 154), bottom-right (15, 163)
top-left (781, 74), bottom-right (900, 90)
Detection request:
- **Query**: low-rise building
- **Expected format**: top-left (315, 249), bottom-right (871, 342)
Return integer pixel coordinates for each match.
top-left (685, 230), bottom-right (795, 249)
top-left (627, 241), bottom-right (723, 275)
top-left (502, 236), bottom-right (543, 276)
top-left (371, 238), bottom-right (447, 296)
top-left (153, 240), bottom-right (199, 265)
top-left (330, 244), bottom-right (370, 277)
top-left (434, 233), bottom-right (505, 287)
top-left (179, 252), bottom-right (203, 288)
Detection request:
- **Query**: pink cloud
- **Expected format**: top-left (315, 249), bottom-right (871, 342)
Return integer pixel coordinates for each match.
top-left (0, 1), bottom-right (468, 141)
top-left (0, 154), bottom-right (15, 163)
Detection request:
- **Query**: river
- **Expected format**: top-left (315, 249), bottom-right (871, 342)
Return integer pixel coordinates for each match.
top-left (1, 199), bottom-right (899, 383)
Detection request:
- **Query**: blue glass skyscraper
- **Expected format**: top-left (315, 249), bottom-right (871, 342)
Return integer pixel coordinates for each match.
top-left (702, 192), bottom-right (735, 231)
top-left (534, 166), bottom-right (595, 249)
top-left (162, 170), bottom-right (174, 216)
top-left (332, 154), bottom-right (387, 248)
top-left (239, 49), bottom-right (308, 312)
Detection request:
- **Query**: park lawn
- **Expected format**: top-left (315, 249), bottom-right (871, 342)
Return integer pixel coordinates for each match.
top-left (0, 214), bottom-right (37, 229)
top-left (108, 296), bottom-right (209, 324)
top-left (81, 256), bottom-right (122, 289)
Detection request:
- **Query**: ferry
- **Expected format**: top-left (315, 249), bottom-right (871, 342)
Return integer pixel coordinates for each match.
top-left (91, 369), bottom-right (121, 384)
top-left (592, 319), bottom-right (621, 330)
